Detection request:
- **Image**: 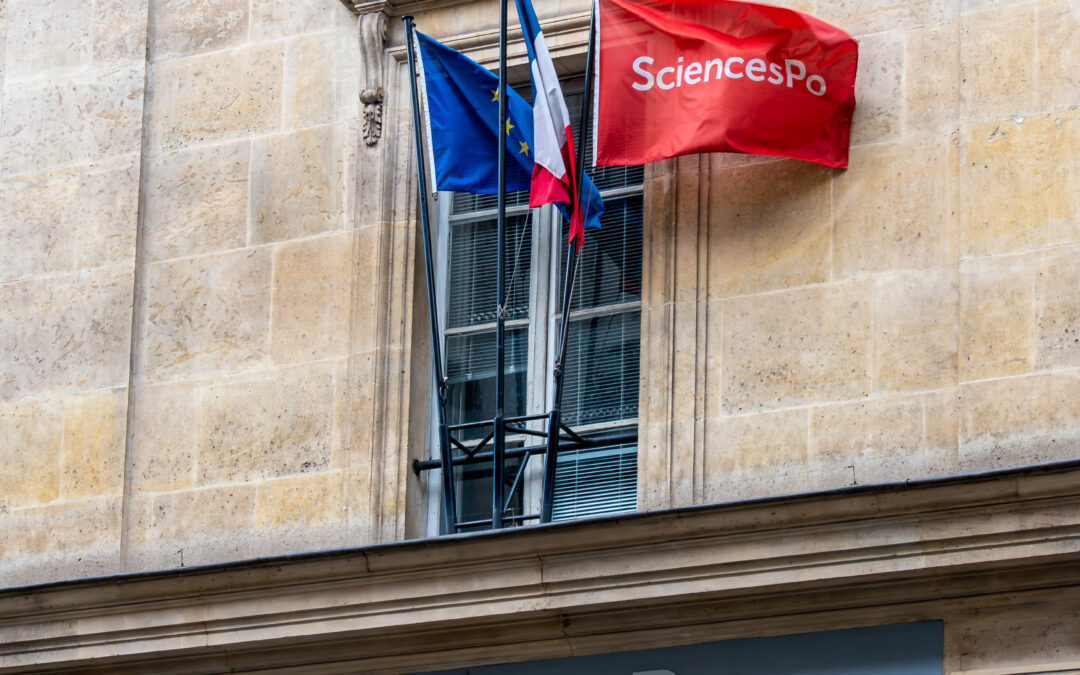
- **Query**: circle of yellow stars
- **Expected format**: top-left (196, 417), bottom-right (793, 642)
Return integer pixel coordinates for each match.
top-left (491, 88), bottom-right (530, 157)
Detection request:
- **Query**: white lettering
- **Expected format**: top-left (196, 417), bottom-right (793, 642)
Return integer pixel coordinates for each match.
top-left (632, 55), bottom-right (655, 91)
top-left (724, 56), bottom-right (744, 79)
top-left (703, 58), bottom-right (723, 82)
top-left (684, 60), bottom-right (702, 85)
top-left (785, 59), bottom-right (806, 87)
top-left (656, 66), bottom-right (676, 90)
top-left (628, 54), bottom-right (828, 97)
top-left (745, 58), bottom-right (766, 81)
top-left (768, 62), bottom-right (784, 84)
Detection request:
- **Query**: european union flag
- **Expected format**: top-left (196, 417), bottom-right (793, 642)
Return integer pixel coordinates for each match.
top-left (415, 31), bottom-right (603, 229)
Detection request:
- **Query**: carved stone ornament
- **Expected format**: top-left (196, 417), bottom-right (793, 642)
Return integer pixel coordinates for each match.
top-left (359, 12), bottom-right (390, 146)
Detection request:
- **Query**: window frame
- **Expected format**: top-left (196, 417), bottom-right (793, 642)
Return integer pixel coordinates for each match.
top-left (421, 89), bottom-right (644, 536)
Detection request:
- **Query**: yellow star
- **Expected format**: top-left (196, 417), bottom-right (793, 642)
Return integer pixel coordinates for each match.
top-left (518, 140), bottom-right (530, 156)
top-left (505, 118), bottom-right (514, 136)
top-left (490, 89), bottom-right (499, 102)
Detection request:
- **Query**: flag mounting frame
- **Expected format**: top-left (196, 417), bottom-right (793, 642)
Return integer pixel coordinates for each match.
top-left (404, 8), bottom-right (637, 534)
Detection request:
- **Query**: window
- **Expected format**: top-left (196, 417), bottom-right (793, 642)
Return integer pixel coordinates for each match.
top-left (426, 90), bottom-right (644, 533)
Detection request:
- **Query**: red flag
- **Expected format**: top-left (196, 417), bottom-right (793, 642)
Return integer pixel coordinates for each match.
top-left (595, 0), bottom-right (858, 169)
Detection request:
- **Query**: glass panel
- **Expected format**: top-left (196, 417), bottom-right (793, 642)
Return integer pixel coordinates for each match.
top-left (452, 189), bottom-right (531, 215)
top-left (560, 194), bottom-right (643, 313)
top-left (560, 311), bottom-right (641, 428)
top-left (566, 93), bottom-right (646, 191)
top-left (452, 454), bottom-right (524, 530)
top-left (447, 213), bottom-right (532, 328)
top-left (445, 327), bottom-right (529, 439)
top-left (551, 442), bottom-right (637, 521)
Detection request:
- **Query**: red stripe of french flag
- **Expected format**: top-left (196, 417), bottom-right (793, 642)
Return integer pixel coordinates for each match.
top-left (515, 0), bottom-right (586, 250)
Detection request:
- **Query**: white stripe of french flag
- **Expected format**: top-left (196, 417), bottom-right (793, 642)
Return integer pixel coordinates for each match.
top-left (515, 0), bottom-right (585, 249)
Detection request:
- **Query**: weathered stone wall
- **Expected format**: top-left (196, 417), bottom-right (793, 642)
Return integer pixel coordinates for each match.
top-left (0, 0), bottom-right (402, 585)
top-left (637, 0), bottom-right (1080, 509)
top-left (0, 0), bottom-right (148, 584)
top-left (1, 0), bottom-right (1078, 604)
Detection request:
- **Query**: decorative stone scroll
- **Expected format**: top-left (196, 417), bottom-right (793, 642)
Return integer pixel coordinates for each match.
top-left (359, 12), bottom-right (389, 146)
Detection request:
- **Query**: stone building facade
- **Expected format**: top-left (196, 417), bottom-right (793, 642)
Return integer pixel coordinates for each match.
top-left (1, 0), bottom-right (1079, 672)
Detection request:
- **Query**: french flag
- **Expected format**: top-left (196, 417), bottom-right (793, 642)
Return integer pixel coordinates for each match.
top-left (514, 0), bottom-right (587, 249)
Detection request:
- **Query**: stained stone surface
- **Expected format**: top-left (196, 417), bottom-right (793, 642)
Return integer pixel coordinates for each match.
top-left (1, 0), bottom-right (1080, 631)
top-left (141, 248), bottom-right (271, 383)
top-left (142, 141), bottom-right (250, 262)
top-left (147, 43), bottom-right (283, 154)
top-left (0, 265), bottom-right (134, 402)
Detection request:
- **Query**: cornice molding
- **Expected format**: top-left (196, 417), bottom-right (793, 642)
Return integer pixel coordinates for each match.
top-left (3, 463), bottom-right (1080, 673)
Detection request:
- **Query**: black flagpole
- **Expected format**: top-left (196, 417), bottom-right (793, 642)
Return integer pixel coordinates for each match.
top-left (403, 17), bottom-right (457, 534)
top-left (541, 7), bottom-right (597, 523)
top-left (492, 0), bottom-right (509, 529)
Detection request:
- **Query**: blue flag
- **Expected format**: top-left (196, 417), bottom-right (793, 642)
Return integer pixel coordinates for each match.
top-left (415, 31), bottom-right (603, 230)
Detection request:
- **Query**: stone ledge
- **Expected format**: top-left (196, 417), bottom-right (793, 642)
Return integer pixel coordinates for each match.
top-left (2, 461), bottom-right (1080, 673)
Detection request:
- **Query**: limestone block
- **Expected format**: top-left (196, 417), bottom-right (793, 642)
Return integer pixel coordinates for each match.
top-left (143, 141), bottom-right (249, 262)
top-left (0, 496), bottom-right (122, 586)
top-left (349, 225), bottom-right (382, 356)
top-left (93, 0), bottom-right (149, 64)
top-left (946, 603), bottom-right (1080, 671)
top-left (136, 485), bottom-right (256, 568)
top-left (873, 267), bottom-right (959, 394)
top-left (705, 159), bottom-right (831, 299)
top-left (960, 6), bottom-right (1037, 121)
top-left (284, 29), bottom-right (361, 130)
top-left (0, 168), bottom-right (78, 282)
top-left (253, 472), bottom-right (345, 554)
top-left (923, 388), bottom-right (961, 477)
top-left (834, 139), bottom-right (954, 278)
top-left (201, 362), bottom-right (334, 484)
top-left (960, 111), bottom-right (1080, 257)
top-left (959, 253), bottom-right (1035, 381)
top-left (722, 281), bottom-right (872, 414)
top-left (1037, 0), bottom-right (1080, 110)
top-left (337, 352), bottom-right (376, 484)
top-left (704, 408), bottom-right (809, 503)
top-left (147, 43), bottom-right (282, 155)
top-left (1034, 247), bottom-right (1080, 369)
top-left (959, 371), bottom-right (1080, 470)
top-left (0, 398), bottom-right (63, 509)
top-left (129, 380), bottom-right (199, 493)
top-left (62, 387), bottom-right (127, 499)
top-left (812, 0), bottom-right (956, 35)
top-left (271, 233), bottom-right (354, 364)
top-left (252, 0), bottom-right (354, 40)
top-left (150, 0), bottom-right (248, 60)
top-left (905, 22), bottom-right (961, 136)
top-left (808, 397), bottom-right (925, 490)
top-left (0, 63), bottom-right (145, 176)
top-left (0, 154), bottom-right (139, 282)
top-left (0, 264), bottom-right (134, 402)
top-left (850, 31), bottom-right (903, 147)
top-left (74, 154), bottom-right (141, 270)
top-left (141, 248), bottom-right (271, 383)
top-left (2, 0), bottom-right (92, 83)
top-left (250, 124), bottom-right (346, 244)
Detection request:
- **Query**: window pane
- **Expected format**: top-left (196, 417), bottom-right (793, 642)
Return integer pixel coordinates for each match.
top-left (566, 93), bottom-right (645, 191)
top-left (452, 455), bottom-right (524, 529)
top-left (552, 442), bottom-right (637, 521)
top-left (446, 327), bottom-right (529, 437)
top-left (447, 213), bottom-right (532, 328)
top-left (452, 189), bottom-right (531, 214)
top-left (561, 311), bottom-right (641, 428)
top-left (560, 194), bottom-right (643, 313)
